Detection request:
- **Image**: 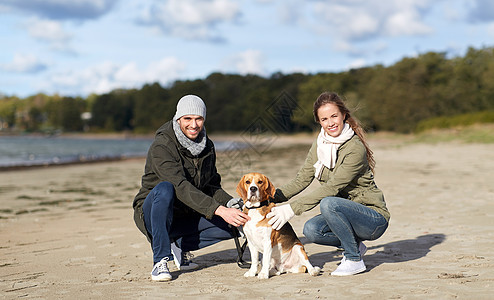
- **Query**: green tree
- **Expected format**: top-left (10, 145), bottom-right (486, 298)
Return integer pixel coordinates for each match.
top-left (132, 83), bottom-right (170, 133)
top-left (59, 97), bottom-right (85, 131)
top-left (0, 97), bottom-right (19, 129)
top-left (90, 90), bottom-right (134, 131)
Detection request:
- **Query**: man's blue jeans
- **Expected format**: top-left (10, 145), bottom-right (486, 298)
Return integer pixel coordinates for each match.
top-left (303, 196), bottom-right (388, 261)
top-left (142, 181), bottom-right (235, 264)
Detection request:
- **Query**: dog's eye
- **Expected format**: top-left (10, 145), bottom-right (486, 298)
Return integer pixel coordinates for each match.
top-left (246, 180), bottom-right (251, 184)
top-left (257, 180), bottom-right (263, 185)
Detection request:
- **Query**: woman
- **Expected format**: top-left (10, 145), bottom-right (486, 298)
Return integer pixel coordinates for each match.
top-left (267, 92), bottom-right (390, 276)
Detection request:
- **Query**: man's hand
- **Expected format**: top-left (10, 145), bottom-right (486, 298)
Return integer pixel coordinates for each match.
top-left (266, 204), bottom-right (295, 230)
top-left (226, 198), bottom-right (244, 210)
top-left (215, 206), bottom-right (250, 227)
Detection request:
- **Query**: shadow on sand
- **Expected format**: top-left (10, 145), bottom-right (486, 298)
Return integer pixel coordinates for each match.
top-left (306, 233), bottom-right (446, 271)
top-left (180, 233), bottom-right (446, 277)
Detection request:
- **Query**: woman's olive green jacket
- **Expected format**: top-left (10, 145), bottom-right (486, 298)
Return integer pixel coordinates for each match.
top-left (275, 135), bottom-right (390, 221)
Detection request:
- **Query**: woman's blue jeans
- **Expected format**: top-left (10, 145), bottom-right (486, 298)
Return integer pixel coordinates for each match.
top-left (303, 196), bottom-right (388, 261)
top-left (142, 181), bottom-right (235, 264)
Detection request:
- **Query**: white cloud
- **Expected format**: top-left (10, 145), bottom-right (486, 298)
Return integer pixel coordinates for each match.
top-left (146, 57), bottom-right (187, 82)
top-left (137, 0), bottom-right (241, 41)
top-left (1, 53), bottom-right (47, 73)
top-left (312, 2), bottom-right (380, 41)
top-left (346, 58), bottom-right (367, 70)
top-left (114, 57), bottom-right (186, 85)
top-left (1, 0), bottom-right (118, 20)
top-left (47, 57), bottom-right (186, 95)
top-left (24, 18), bottom-right (73, 50)
top-left (271, 0), bottom-right (434, 61)
top-left (0, 4), bottom-right (12, 13)
top-left (310, 0), bottom-right (433, 41)
top-left (467, 0), bottom-right (494, 23)
top-left (166, 0), bottom-right (239, 26)
top-left (278, 0), bottom-right (304, 25)
top-left (488, 22), bottom-right (494, 40)
top-left (228, 49), bottom-right (265, 75)
top-left (385, 10), bottom-right (432, 36)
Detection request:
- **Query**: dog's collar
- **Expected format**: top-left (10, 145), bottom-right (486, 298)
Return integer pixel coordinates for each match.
top-left (244, 199), bottom-right (270, 210)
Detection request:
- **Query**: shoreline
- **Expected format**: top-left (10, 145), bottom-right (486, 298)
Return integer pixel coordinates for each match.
top-left (0, 155), bottom-right (145, 172)
top-left (0, 132), bottom-right (317, 172)
top-left (0, 129), bottom-right (482, 172)
top-left (2, 126), bottom-right (491, 172)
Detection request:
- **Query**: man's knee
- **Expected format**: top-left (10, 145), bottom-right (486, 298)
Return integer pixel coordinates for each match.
top-left (153, 182), bottom-right (175, 203)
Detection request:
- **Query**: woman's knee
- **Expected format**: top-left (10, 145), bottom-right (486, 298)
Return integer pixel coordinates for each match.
top-left (303, 220), bottom-right (318, 242)
top-left (320, 197), bottom-right (341, 215)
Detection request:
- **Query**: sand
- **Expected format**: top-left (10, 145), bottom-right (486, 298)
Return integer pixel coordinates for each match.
top-left (1, 134), bottom-right (493, 299)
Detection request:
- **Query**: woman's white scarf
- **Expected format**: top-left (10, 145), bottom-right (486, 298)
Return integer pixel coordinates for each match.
top-left (313, 123), bottom-right (354, 179)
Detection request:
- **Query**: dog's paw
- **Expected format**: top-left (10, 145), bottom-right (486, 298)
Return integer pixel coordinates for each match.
top-left (269, 268), bottom-right (281, 276)
top-left (257, 271), bottom-right (269, 279)
top-left (244, 270), bottom-right (257, 278)
top-left (309, 266), bottom-right (321, 276)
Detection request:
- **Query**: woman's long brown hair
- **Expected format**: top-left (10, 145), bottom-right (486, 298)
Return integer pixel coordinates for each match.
top-left (313, 92), bottom-right (375, 172)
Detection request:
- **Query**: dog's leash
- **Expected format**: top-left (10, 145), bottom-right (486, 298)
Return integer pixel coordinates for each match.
top-left (229, 225), bottom-right (250, 268)
top-left (230, 198), bottom-right (272, 268)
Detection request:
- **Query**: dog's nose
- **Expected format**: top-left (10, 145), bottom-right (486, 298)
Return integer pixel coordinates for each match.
top-left (250, 186), bottom-right (257, 192)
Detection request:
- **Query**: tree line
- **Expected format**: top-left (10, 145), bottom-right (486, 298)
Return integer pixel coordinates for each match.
top-left (1, 46), bottom-right (493, 134)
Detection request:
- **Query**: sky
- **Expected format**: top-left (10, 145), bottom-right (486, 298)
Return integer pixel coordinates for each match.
top-left (0, 0), bottom-right (493, 98)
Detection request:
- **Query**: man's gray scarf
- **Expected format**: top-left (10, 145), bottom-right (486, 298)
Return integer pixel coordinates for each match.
top-left (172, 120), bottom-right (207, 156)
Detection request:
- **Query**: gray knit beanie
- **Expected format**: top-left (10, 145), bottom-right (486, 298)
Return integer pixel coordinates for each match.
top-left (173, 95), bottom-right (207, 121)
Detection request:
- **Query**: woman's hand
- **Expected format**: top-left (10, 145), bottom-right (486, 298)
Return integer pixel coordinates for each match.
top-left (215, 206), bottom-right (250, 227)
top-left (266, 204), bottom-right (295, 230)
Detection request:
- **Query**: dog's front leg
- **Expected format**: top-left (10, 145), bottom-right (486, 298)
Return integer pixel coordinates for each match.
top-left (258, 242), bottom-right (272, 279)
top-left (244, 246), bottom-right (259, 277)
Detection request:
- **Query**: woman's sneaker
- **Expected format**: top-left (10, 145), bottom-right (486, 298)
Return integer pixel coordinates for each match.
top-left (171, 242), bottom-right (199, 271)
top-left (331, 259), bottom-right (366, 276)
top-left (151, 258), bottom-right (172, 281)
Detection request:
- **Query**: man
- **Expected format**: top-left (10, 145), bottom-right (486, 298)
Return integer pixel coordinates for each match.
top-left (133, 95), bottom-right (249, 281)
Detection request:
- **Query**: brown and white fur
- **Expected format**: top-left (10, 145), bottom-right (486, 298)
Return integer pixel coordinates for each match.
top-left (236, 172), bottom-right (320, 279)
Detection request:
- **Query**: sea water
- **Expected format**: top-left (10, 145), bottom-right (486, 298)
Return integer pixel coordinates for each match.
top-left (0, 136), bottom-right (235, 169)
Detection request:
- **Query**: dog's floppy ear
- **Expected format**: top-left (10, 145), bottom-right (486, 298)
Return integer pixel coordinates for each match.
top-left (264, 176), bottom-right (276, 200)
top-left (236, 175), bottom-right (248, 200)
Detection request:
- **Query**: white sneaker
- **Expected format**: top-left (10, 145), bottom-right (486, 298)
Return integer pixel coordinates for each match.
top-left (341, 242), bottom-right (367, 263)
top-left (151, 258), bottom-right (172, 281)
top-left (171, 242), bottom-right (199, 271)
top-left (331, 259), bottom-right (366, 276)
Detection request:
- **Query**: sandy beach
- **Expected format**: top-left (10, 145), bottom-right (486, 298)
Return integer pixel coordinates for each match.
top-left (1, 134), bottom-right (493, 299)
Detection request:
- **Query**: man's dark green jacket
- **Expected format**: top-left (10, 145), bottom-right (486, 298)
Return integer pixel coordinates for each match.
top-left (133, 121), bottom-right (232, 241)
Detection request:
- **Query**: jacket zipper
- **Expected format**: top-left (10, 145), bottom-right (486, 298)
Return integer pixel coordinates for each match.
top-left (193, 157), bottom-right (201, 187)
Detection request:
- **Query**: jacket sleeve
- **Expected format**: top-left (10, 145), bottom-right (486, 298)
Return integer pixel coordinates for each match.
top-left (204, 149), bottom-right (232, 206)
top-left (150, 140), bottom-right (221, 219)
top-left (278, 141), bottom-right (317, 200)
top-left (290, 142), bottom-right (367, 215)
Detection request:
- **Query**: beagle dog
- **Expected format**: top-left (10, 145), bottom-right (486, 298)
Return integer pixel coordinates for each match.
top-left (236, 172), bottom-right (320, 279)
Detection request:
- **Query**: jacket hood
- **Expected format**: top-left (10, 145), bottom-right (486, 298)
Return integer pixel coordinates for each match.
top-left (155, 120), bottom-right (174, 138)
